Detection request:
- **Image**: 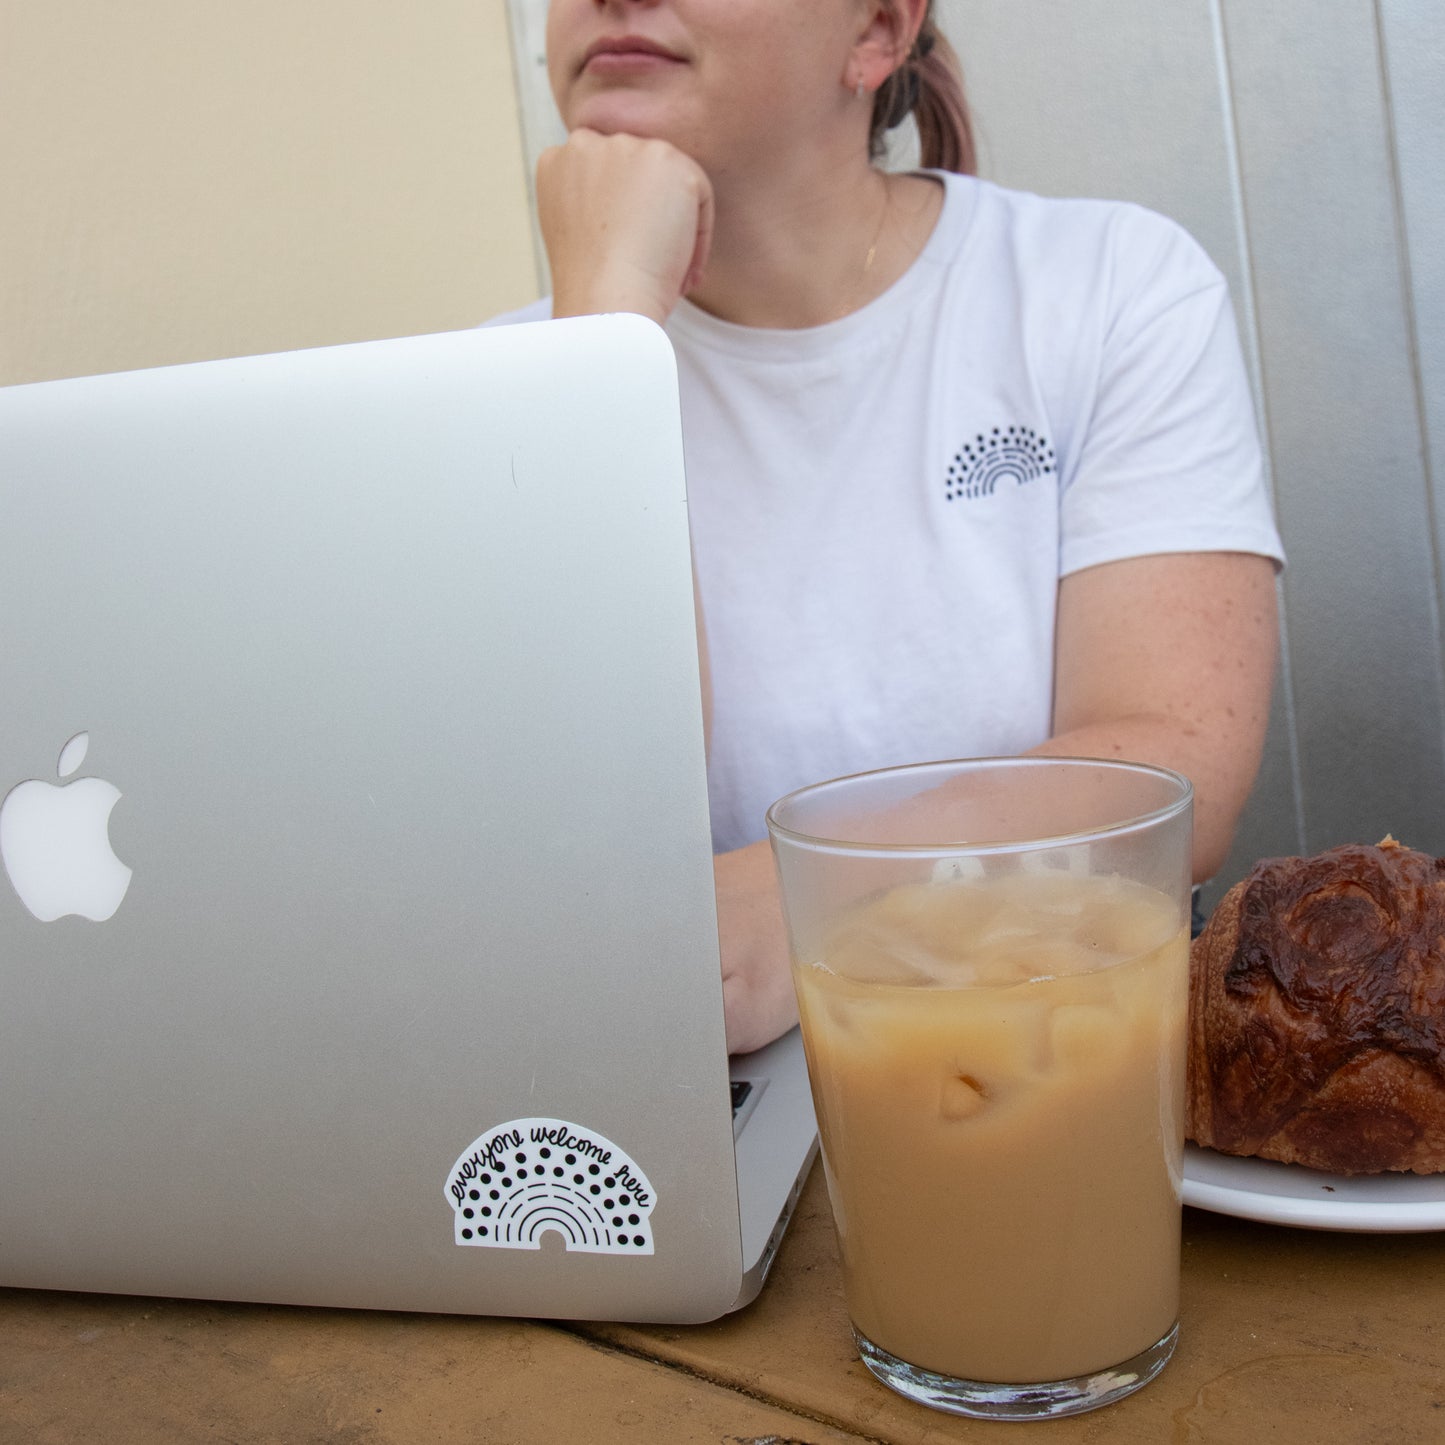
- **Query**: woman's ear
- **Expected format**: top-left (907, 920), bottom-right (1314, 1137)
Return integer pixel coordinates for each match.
top-left (848, 0), bottom-right (926, 94)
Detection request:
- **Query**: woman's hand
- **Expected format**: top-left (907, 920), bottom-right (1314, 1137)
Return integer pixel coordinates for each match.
top-left (715, 838), bottom-right (798, 1056)
top-left (537, 128), bottom-right (714, 324)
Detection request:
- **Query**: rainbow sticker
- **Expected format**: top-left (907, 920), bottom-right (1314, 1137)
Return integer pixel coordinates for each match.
top-left (445, 1118), bottom-right (656, 1255)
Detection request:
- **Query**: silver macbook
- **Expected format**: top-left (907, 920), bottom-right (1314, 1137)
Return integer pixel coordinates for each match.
top-left (0, 315), bottom-right (816, 1322)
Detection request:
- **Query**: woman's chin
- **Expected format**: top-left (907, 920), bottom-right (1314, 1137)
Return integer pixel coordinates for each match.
top-left (564, 92), bottom-right (693, 147)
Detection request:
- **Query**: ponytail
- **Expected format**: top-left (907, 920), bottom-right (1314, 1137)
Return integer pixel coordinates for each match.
top-left (870, 5), bottom-right (976, 175)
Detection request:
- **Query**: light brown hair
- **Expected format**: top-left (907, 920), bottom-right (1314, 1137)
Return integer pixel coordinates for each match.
top-left (871, 3), bottom-right (976, 174)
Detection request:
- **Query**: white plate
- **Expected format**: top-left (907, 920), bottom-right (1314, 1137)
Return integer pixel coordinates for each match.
top-left (1182, 1144), bottom-right (1445, 1232)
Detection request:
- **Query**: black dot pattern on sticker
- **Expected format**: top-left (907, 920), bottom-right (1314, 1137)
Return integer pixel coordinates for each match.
top-left (451, 1127), bottom-right (656, 1256)
top-left (945, 425), bottom-right (1056, 502)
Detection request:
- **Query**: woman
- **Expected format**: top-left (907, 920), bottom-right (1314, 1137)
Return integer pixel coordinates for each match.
top-left (504, 0), bottom-right (1283, 1053)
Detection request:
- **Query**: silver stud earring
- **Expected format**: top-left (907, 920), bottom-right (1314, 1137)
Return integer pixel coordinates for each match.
top-left (855, 79), bottom-right (866, 100)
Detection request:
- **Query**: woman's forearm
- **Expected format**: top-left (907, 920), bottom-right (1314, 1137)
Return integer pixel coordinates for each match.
top-left (1028, 714), bottom-right (1259, 882)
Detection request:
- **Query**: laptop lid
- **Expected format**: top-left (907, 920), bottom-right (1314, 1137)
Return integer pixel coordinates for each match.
top-left (0, 316), bottom-right (796, 1323)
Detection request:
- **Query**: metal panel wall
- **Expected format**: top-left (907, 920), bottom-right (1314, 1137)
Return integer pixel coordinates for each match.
top-left (942, 0), bottom-right (1445, 892)
top-left (1378, 0), bottom-right (1445, 691)
top-left (1220, 0), bottom-right (1444, 866)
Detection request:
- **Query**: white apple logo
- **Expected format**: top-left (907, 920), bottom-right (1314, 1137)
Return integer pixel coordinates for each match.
top-left (0, 733), bottom-right (133, 922)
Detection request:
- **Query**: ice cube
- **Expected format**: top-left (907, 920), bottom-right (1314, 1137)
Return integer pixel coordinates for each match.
top-left (1050, 1003), bottom-right (1119, 1071)
top-left (946, 995), bottom-right (1051, 1079)
top-left (974, 899), bottom-right (1037, 948)
top-left (828, 907), bottom-right (969, 986)
top-left (939, 1072), bottom-right (989, 1121)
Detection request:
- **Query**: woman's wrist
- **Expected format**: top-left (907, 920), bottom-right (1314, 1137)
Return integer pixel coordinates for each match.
top-left (550, 262), bottom-right (678, 325)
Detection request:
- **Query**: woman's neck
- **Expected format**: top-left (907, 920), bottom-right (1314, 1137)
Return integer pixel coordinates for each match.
top-left (684, 166), bottom-right (944, 330)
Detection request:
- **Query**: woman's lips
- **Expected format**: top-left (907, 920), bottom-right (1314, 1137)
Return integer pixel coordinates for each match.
top-left (581, 37), bottom-right (686, 77)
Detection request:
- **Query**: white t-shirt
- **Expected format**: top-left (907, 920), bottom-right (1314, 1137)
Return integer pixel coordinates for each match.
top-left (494, 172), bottom-right (1284, 853)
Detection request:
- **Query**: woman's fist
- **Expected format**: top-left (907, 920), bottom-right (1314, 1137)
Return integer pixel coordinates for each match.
top-left (537, 128), bottom-right (714, 324)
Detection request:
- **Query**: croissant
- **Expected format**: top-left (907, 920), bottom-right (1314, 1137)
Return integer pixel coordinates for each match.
top-left (1187, 838), bottom-right (1445, 1174)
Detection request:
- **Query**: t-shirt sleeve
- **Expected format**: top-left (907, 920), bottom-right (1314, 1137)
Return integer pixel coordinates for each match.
top-left (1057, 210), bottom-right (1285, 577)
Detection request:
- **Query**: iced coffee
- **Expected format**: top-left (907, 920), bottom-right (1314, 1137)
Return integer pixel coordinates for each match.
top-left (767, 757), bottom-right (1193, 1420)
top-left (795, 871), bottom-right (1187, 1385)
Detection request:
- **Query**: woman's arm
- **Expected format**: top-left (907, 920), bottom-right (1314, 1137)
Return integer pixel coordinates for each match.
top-left (1040, 550), bottom-right (1279, 881)
top-left (715, 549), bottom-right (1280, 1054)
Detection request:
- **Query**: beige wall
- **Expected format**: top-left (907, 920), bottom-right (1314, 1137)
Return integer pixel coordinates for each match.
top-left (0, 0), bottom-right (541, 386)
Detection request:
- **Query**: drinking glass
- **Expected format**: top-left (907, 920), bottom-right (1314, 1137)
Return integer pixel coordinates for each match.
top-left (766, 757), bottom-right (1193, 1420)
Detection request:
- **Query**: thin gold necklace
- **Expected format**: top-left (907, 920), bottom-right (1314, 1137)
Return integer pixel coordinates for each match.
top-left (862, 177), bottom-right (891, 275)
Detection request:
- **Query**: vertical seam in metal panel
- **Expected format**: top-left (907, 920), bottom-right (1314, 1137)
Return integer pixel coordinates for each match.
top-left (1374, 0), bottom-right (1445, 787)
top-left (1210, 0), bottom-right (1308, 855)
top-left (505, 0), bottom-right (552, 298)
